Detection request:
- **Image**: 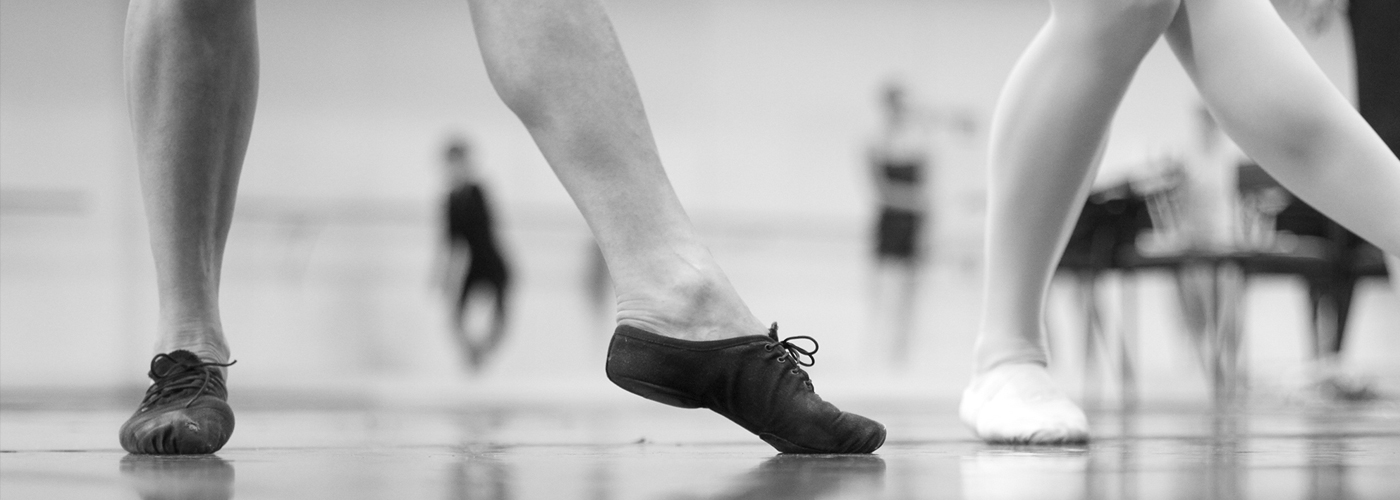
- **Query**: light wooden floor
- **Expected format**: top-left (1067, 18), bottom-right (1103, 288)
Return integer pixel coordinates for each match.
top-left (3, 396), bottom-right (1399, 500)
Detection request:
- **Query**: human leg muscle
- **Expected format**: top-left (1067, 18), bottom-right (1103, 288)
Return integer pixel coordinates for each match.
top-left (126, 0), bottom-right (259, 364)
top-left (466, 0), bottom-right (763, 341)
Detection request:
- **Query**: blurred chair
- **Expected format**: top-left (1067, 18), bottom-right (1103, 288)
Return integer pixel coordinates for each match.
top-left (1238, 163), bottom-right (1391, 400)
top-left (1056, 179), bottom-right (1151, 405)
top-left (1057, 163), bottom-right (1390, 404)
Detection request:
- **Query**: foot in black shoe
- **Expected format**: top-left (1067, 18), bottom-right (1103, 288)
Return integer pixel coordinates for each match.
top-left (120, 350), bottom-right (236, 455)
top-left (605, 323), bottom-right (886, 454)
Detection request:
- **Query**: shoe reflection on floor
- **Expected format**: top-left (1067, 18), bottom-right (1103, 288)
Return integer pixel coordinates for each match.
top-left (121, 454), bottom-right (234, 500)
top-left (700, 454), bottom-right (887, 500)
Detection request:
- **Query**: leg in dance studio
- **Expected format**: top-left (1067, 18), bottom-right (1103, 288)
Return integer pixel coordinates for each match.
top-left (451, 268), bottom-right (480, 368)
top-left (466, 0), bottom-right (885, 453)
top-left (454, 265), bottom-right (511, 371)
top-left (118, 0), bottom-right (258, 454)
top-left (965, 0), bottom-right (1182, 444)
top-left (483, 271), bottom-right (510, 363)
top-left (967, 0), bottom-right (1400, 444)
top-left (1163, 0), bottom-right (1400, 257)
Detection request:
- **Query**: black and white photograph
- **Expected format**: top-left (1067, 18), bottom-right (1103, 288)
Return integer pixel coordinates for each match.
top-left (1, 0), bottom-right (1398, 498)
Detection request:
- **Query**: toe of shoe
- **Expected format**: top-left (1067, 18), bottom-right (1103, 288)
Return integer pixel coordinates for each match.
top-left (837, 413), bottom-right (887, 453)
top-left (120, 405), bottom-right (234, 455)
top-left (976, 413), bottom-right (1089, 445)
top-left (760, 412), bottom-right (887, 454)
top-left (848, 420), bottom-right (888, 453)
top-left (979, 425), bottom-right (1088, 445)
top-left (971, 393), bottom-right (1089, 445)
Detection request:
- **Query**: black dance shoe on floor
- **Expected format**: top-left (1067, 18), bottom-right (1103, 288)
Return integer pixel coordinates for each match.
top-left (606, 323), bottom-right (886, 454)
top-left (119, 351), bottom-right (236, 455)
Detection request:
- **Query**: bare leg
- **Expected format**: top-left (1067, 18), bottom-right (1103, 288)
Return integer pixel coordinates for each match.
top-left (1165, 0), bottom-right (1400, 257)
top-left (966, 0), bottom-right (1182, 443)
top-left (466, 0), bottom-right (762, 341)
top-left (127, 0), bottom-right (258, 365)
top-left (120, 0), bottom-right (257, 455)
top-left (870, 259), bottom-right (918, 369)
top-left (465, 0), bottom-right (884, 454)
top-left (450, 269), bottom-right (476, 369)
top-left (889, 260), bottom-right (920, 369)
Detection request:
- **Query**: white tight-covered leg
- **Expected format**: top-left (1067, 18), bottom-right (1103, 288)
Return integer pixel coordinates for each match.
top-left (1165, 0), bottom-right (1400, 256)
top-left (967, 0), bottom-right (1181, 443)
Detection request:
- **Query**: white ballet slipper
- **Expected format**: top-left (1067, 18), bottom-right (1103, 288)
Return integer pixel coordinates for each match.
top-left (959, 363), bottom-right (1089, 444)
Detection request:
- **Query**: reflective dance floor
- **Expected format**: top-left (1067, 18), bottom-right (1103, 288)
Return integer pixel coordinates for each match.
top-left (3, 391), bottom-right (1399, 500)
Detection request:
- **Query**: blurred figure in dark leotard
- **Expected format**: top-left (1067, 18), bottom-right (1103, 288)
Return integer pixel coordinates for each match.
top-left (867, 83), bottom-right (929, 371)
top-left (865, 81), bottom-right (975, 370)
top-left (440, 135), bottom-right (511, 372)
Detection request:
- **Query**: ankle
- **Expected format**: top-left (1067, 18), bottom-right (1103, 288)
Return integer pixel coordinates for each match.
top-left (613, 254), bottom-right (765, 341)
top-left (155, 319), bottom-right (231, 364)
top-left (973, 337), bottom-right (1048, 375)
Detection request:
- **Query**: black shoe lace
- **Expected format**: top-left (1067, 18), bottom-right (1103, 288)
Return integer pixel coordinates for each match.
top-left (764, 322), bottom-right (819, 367)
top-left (139, 354), bottom-right (237, 410)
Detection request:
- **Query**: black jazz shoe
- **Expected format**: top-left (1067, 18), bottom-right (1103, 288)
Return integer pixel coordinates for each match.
top-left (606, 323), bottom-right (886, 454)
top-left (119, 351), bottom-right (236, 455)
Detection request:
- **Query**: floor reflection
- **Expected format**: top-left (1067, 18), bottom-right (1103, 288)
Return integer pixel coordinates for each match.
top-left (120, 454), bottom-right (235, 500)
top-left (1302, 409), bottom-right (1376, 500)
top-left (1200, 412), bottom-right (1245, 500)
top-left (1307, 438), bottom-right (1358, 500)
top-left (701, 454), bottom-right (886, 500)
top-left (6, 404), bottom-right (1395, 500)
top-left (961, 446), bottom-right (1088, 500)
top-left (448, 447), bottom-right (511, 500)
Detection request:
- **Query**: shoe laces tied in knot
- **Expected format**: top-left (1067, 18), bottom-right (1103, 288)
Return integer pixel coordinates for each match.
top-left (765, 322), bottom-right (819, 367)
top-left (142, 353), bottom-right (237, 410)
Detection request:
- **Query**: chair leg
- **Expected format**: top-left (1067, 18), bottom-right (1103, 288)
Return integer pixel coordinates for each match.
top-left (1207, 261), bottom-right (1248, 406)
top-left (1328, 276), bottom-right (1358, 355)
top-left (1119, 273), bottom-right (1139, 408)
top-left (1080, 274), bottom-right (1103, 405)
top-left (1218, 263), bottom-right (1246, 404)
top-left (1203, 263), bottom-right (1223, 404)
